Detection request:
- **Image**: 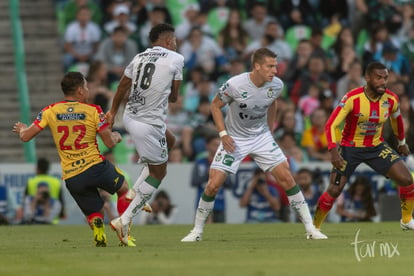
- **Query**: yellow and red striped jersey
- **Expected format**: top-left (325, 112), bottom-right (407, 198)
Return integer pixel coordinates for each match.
top-left (326, 87), bottom-right (404, 150)
top-left (33, 100), bottom-right (108, 179)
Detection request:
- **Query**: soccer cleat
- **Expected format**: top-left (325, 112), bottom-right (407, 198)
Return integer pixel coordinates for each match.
top-left (181, 230), bottom-right (202, 242)
top-left (110, 217), bottom-right (129, 245)
top-left (306, 228), bottom-right (328, 240)
top-left (400, 219), bottom-right (414, 231)
top-left (125, 189), bottom-right (136, 202)
top-left (91, 217), bottom-right (107, 247)
top-left (142, 202), bottom-right (152, 213)
top-left (118, 236), bottom-right (137, 247)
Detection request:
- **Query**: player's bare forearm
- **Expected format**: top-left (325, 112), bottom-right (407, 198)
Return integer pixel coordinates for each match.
top-left (267, 100), bottom-right (277, 132)
top-left (210, 96), bottom-right (226, 132)
top-left (12, 122), bottom-right (41, 142)
top-left (169, 80), bottom-right (181, 103)
top-left (110, 75), bottom-right (131, 115)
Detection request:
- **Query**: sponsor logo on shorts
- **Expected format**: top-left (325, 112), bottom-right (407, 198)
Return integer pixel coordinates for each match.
top-left (222, 154), bottom-right (235, 166)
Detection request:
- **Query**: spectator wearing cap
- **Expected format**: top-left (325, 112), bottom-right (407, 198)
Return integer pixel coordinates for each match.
top-left (103, 4), bottom-right (137, 35)
top-left (373, 41), bottom-right (411, 84)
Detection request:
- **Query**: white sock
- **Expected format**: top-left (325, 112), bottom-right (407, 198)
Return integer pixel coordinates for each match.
top-left (288, 190), bottom-right (315, 232)
top-left (193, 197), bottom-right (214, 233)
top-left (132, 165), bottom-right (149, 192)
top-left (121, 180), bottom-right (156, 223)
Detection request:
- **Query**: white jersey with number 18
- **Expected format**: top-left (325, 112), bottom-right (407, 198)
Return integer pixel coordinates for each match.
top-left (124, 46), bottom-right (184, 127)
top-left (218, 72), bottom-right (284, 138)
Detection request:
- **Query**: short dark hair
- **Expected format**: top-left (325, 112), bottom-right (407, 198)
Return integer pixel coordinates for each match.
top-left (365, 62), bottom-right (387, 75)
top-left (37, 158), bottom-right (50, 174)
top-left (61, 71), bottom-right (85, 96)
top-left (149, 23), bottom-right (175, 44)
top-left (251, 48), bottom-right (277, 65)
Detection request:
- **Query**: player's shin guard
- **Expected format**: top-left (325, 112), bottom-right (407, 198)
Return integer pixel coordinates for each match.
top-left (117, 191), bottom-right (130, 215)
top-left (132, 165), bottom-right (149, 192)
top-left (286, 185), bottom-right (314, 232)
top-left (121, 176), bottom-right (159, 222)
top-left (399, 183), bottom-right (414, 224)
top-left (313, 192), bottom-right (336, 229)
top-left (194, 192), bottom-right (215, 233)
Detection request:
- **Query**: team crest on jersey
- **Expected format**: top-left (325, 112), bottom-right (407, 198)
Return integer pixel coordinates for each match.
top-left (267, 88), bottom-right (274, 98)
top-left (369, 110), bottom-right (379, 119)
top-left (381, 100), bottom-right (390, 109)
top-left (67, 107), bottom-right (74, 112)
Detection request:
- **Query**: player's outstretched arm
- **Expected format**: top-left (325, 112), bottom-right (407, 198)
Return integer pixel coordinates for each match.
top-left (98, 127), bottom-right (122, 148)
top-left (106, 75), bottom-right (132, 127)
top-left (210, 95), bottom-right (235, 153)
top-left (169, 80), bottom-right (181, 103)
top-left (12, 122), bottom-right (41, 142)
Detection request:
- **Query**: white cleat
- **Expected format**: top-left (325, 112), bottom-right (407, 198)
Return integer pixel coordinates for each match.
top-left (400, 219), bottom-right (414, 231)
top-left (181, 230), bottom-right (202, 242)
top-left (125, 189), bottom-right (136, 202)
top-left (110, 217), bottom-right (129, 245)
top-left (306, 228), bottom-right (328, 240)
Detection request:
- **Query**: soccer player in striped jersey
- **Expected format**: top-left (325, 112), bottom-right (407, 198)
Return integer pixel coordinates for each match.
top-left (13, 72), bottom-right (133, 247)
top-left (313, 62), bottom-right (414, 234)
top-left (105, 23), bottom-right (184, 245)
top-left (181, 48), bottom-right (327, 242)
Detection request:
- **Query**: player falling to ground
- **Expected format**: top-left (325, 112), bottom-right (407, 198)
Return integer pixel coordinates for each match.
top-left (105, 23), bottom-right (184, 246)
top-left (313, 61), bottom-right (414, 235)
top-left (181, 48), bottom-right (327, 242)
top-left (12, 72), bottom-right (136, 247)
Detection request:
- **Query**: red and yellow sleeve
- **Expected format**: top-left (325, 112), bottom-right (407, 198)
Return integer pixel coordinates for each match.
top-left (325, 99), bottom-right (352, 150)
top-left (389, 96), bottom-right (405, 141)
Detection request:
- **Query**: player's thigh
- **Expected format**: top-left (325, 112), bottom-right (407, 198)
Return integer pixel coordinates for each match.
top-left (250, 132), bottom-right (287, 172)
top-left (64, 164), bottom-right (114, 215)
top-left (125, 118), bottom-right (168, 164)
top-left (364, 143), bottom-right (402, 176)
top-left (210, 137), bottom-right (249, 174)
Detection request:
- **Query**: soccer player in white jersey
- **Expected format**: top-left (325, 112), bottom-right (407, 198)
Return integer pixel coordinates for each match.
top-left (181, 48), bottom-right (327, 242)
top-left (106, 23), bottom-right (184, 246)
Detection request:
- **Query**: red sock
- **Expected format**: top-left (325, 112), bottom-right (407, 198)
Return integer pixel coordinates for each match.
top-left (318, 192), bottom-right (336, 212)
top-left (87, 212), bottom-right (103, 229)
top-left (399, 183), bottom-right (414, 201)
top-left (117, 191), bottom-right (130, 215)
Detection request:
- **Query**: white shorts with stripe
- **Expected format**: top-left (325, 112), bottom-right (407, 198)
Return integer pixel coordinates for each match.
top-left (211, 131), bottom-right (287, 174)
top-left (123, 115), bottom-right (168, 165)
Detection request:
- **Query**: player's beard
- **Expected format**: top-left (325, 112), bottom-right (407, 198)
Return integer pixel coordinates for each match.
top-left (368, 82), bottom-right (386, 97)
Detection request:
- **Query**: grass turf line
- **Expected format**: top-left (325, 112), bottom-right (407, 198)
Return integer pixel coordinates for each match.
top-left (0, 222), bottom-right (413, 276)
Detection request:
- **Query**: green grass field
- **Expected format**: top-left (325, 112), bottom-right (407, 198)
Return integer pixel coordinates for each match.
top-left (0, 222), bottom-right (413, 276)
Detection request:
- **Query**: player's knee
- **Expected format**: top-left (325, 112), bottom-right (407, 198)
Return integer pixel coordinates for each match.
top-left (327, 185), bottom-right (342, 198)
top-left (205, 183), bottom-right (220, 196)
top-left (397, 175), bottom-right (413, 187)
